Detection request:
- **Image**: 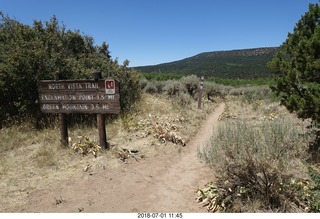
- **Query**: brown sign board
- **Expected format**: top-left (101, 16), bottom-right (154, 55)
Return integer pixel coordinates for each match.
top-left (38, 79), bottom-right (120, 114)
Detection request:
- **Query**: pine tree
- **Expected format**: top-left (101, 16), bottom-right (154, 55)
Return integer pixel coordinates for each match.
top-left (270, 3), bottom-right (320, 126)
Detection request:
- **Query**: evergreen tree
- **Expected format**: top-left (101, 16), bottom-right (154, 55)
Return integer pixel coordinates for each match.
top-left (0, 12), bottom-right (141, 125)
top-left (270, 3), bottom-right (320, 126)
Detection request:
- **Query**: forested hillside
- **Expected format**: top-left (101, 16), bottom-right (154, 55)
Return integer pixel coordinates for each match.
top-left (135, 47), bottom-right (278, 79)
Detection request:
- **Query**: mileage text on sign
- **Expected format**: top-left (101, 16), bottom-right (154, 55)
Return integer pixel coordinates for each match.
top-left (38, 79), bottom-right (120, 114)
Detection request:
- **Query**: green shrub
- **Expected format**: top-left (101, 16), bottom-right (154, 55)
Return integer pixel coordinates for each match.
top-left (139, 78), bottom-right (149, 90)
top-left (0, 13), bottom-right (141, 126)
top-left (176, 93), bottom-right (192, 107)
top-left (205, 82), bottom-right (231, 100)
top-left (308, 167), bottom-right (320, 212)
top-left (164, 80), bottom-right (184, 96)
top-left (200, 118), bottom-right (315, 212)
top-left (180, 75), bottom-right (199, 97)
top-left (143, 81), bottom-right (158, 94)
top-left (228, 86), bottom-right (276, 104)
top-left (153, 81), bottom-right (166, 94)
top-left (139, 72), bottom-right (186, 81)
top-left (107, 62), bottom-right (141, 113)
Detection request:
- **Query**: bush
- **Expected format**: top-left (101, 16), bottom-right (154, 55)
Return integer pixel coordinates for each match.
top-left (175, 93), bottom-right (192, 107)
top-left (153, 81), bottom-right (166, 94)
top-left (139, 78), bottom-right (149, 90)
top-left (180, 75), bottom-right (199, 97)
top-left (228, 86), bottom-right (276, 104)
top-left (200, 118), bottom-right (315, 212)
top-left (0, 13), bottom-right (141, 126)
top-left (141, 80), bottom-right (166, 94)
top-left (205, 82), bottom-right (231, 100)
top-left (143, 81), bottom-right (158, 94)
top-left (308, 167), bottom-right (320, 212)
top-left (163, 80), bottom-right (184, 96)
top-left (108, 62), bottom-right (141, 113)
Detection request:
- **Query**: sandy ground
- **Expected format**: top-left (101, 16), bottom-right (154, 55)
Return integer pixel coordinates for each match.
top-left (12, 103), bottom-right (225, 213)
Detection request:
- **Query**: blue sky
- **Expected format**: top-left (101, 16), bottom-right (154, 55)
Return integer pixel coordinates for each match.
top-left (0, 0), bottom-right (319, 67)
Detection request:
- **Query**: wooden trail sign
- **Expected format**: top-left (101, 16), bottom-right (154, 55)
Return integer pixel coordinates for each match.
top-left (38, 79), bottom-right (120, 114)
top-left (38, 76), bottom-right (120, 149)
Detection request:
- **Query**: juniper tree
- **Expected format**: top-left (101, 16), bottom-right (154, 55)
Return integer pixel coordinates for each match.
top-left (0, 13), bottom-right (140, 125)
top-left (270, 3), bottom-right (320, 127)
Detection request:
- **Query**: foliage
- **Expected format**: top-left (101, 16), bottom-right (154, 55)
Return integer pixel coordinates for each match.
top-left (200, 118), bottom-right (315, 212)
top-left (196, 177), bottom-right (318, 213)
top-left (135, 47), bottom-right (277, 79)
top-left (204, 82), bottom-right (231, 100)
top-left (308, 167), bottom-right (320, 212)
top-left (143, 81), bottom-right (158, 94)
top-left (0, 13), bottom-right (141, 126)
top-left (140, 72), bottom-right (187, 81)
top-left (70, 135), bottom-right (101, 157)
top-left (209, 77), bottom-right (275, 87)
top-left (233, 86), bottom-right (277, 104)
top-left (141, 75), bottom-right (202, 109)
top-left (153, 80), bottom-right (166, 94)
top-left (175, 92), bottom-right (193, 107)
top-left (269, 3), bottom-right (320, 127)
top-left (139, 77), bottom-right (149, 90)
top-left (180, 74), bottom-right (199, 97)
top-left (163, 79), bottom-right (185, 96)
top-left (137, 113), bottom-right (186, 146)
top-left (110, 61), bottom-right (141, 112)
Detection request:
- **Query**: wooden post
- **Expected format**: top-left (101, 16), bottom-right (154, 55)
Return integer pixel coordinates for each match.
top-left (59, 113), bottom-right (68, 146)
top-left (198, 76), bottom-right (204, 109)
top-left (94, 72), bottom-right (108, 149)
top-left (55, 73), bottom-right (69, 147)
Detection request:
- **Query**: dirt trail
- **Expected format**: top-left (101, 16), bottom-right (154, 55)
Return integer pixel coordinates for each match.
top-left (19, 103), bottom-right (225, 213)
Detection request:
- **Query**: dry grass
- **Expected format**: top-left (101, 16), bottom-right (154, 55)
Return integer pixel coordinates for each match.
top-left (198, 96), bottom-right (317, 212)
top-left (0, 92), bottom-right (218, 211)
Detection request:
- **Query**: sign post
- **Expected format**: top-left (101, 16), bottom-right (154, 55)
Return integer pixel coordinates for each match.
top-left (198, 76), bottom-right (204, 109)
top-left (38, 74), bottom-right (120, 148)
top-left (59, 113), bottom-right (68, 146)
top-left (54, 74), bottom-right (68, 147)
top-left (95, 72), bottom-right (107, 149)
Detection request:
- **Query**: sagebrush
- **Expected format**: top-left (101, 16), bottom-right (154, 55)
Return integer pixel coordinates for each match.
top-left (200, 118), bottom-right (316, 212)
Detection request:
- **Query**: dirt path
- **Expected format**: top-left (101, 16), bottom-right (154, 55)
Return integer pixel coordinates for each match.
top-left (19, 103), bottom-right (225, 213)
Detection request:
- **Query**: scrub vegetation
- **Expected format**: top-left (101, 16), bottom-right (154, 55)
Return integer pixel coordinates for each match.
top-left (1, 3), bottom-right (320, 212)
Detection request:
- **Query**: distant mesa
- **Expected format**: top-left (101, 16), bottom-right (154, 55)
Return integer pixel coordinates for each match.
top-left (133, 47), bottom-right (278, 79)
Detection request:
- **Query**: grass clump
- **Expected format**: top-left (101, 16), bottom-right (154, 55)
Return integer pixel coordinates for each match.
top-left (32, 145), bottom-right (57, 167)
top-left (199, 118), bottom-right (316, 212)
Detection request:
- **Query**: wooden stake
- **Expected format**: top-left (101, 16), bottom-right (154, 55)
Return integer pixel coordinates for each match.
top-left (55, 73), bottom-right (68, 147)
top-left (97, 113), bottom-right (107, 149)
top-left (198, 76), bottom-right (204, 109)
top-left (59, 113), bottom-right (68, 147)
top-left (94, 72), bottom-right (108, 149)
